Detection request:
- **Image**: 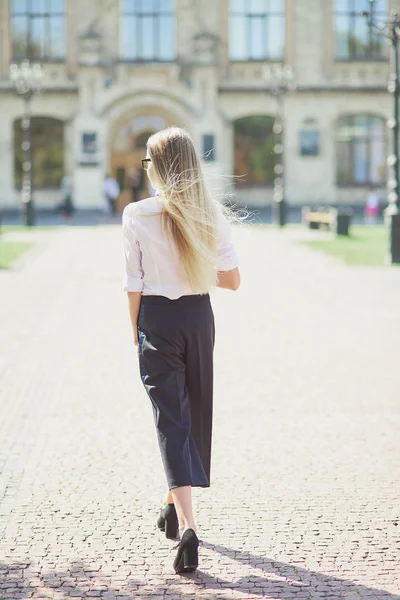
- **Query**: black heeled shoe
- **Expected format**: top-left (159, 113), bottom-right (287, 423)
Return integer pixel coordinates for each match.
top-left (173, 528), bottom-right (199, 574)
top-left (156, 504), bottom-right (179, 540)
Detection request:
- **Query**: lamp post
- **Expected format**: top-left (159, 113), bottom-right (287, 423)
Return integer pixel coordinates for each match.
top-left (363, 1), bottom-right (400, 263)
top-left (9, 61), bottom-right (44, 227)
top-left (263, 64), bottom-right (296, 227)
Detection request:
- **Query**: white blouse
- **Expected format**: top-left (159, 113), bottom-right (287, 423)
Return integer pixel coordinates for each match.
top-left (122, 196), bottom-right (239, 300)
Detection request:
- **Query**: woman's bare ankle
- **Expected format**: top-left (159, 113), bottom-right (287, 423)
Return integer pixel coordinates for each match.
top-left (163, 490), bottom-right (174, 505)
top-left (180, 521), bottom-right (197, 536)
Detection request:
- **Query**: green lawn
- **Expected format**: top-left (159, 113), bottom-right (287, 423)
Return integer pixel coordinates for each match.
top-left (301, 225), bottom-right (389, 266)
top-left (0, 240), bottom-right (34, 269)
top-left (0, 225), bottom-right (56, 233)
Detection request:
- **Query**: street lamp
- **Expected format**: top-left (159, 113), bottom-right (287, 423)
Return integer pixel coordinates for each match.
top-left (9, 60), bottom-right (44, 227)
top-left (263, 64), bottom-right (296, 227)
top-left (363, 1), bottom-right (400, 263)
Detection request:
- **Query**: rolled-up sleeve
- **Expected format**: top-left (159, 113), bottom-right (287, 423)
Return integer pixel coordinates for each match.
top-left (122, 207), bottom-right (144, 292)
top-left (216, 207), bottom-right (239, 272)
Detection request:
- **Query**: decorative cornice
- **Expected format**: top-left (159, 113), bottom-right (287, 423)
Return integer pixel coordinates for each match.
top-left (0, 85), bottom-right (79, 94)
top-left (218, 85), bottom-right (388, 93)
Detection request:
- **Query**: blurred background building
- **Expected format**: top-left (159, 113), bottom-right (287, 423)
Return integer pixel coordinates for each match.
top-left (0, 0), bottom-right (395, 213)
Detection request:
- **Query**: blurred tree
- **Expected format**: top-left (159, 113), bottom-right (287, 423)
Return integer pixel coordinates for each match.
top-left (234, 116), bottom-right (275, 187)
top-left (14, 117), bottom-right (64, 189)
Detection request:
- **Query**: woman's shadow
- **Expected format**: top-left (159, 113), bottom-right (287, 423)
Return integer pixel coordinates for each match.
top-left (1, 542), bottom-right (399, 600)
top-left (191, 539), bottom-right (400, 599)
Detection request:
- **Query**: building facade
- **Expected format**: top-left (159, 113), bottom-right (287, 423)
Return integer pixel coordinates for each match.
top-left (0, 0), bottom-right (395, 211)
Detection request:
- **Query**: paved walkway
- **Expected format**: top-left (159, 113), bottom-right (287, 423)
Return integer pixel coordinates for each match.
top-left (0, 223), bottom-right (399, 600)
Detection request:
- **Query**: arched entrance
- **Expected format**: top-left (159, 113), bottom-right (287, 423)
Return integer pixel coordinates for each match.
top-left (109, 113), bottom-right (176, 212)
top-left (102, 89), bottom-right (196, 212)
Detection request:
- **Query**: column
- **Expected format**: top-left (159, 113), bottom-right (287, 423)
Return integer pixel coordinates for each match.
top-left (285, 0), bottom-right (296, 67)
top-left (0, 0), bottom-right (11, 78)
top-left (66, 0), bottom-right (78, 78)
top-left (391, 0), bottom-right (400, 14)
top-left (324, 0), bottom-right (334, 80)
top-left (219, 0), bottom-right (230, 79)
top-left (0, 106), bottom-right (16, 208)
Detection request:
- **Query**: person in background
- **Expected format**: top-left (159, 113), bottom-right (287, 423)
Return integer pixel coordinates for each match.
top-left (58, 174), bottom-right (74, 222)
top-left (129, 167), bottom-right (142, 203)
top-left (364, 186), bottom-right (379, 225)
top-left (103, 174), bottom-right (120, 215)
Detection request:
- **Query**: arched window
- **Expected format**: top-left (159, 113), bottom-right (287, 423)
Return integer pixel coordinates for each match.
top-left (336, 115), bottom-right (386, 185)
top-left (234, 115), bottom-right (275, 186)
top-left (14, 117), bottom-right (64, 188)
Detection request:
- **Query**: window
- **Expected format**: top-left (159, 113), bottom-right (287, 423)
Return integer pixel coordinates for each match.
top-left (14, 117), bottom-right (64, 188)
top-left (120, 0), bottom-right (175, 61)
top-left (336, 115), bottom-right (386, 185)
top-left (234, 116), bottom-right (275, 186)
top-left (82, 132), bottom-right (97, 155)
top-left (229, 0), bottom-right (284, 61)
top-left (299, 131), bottom-right (320, 157)
top-left (12, 0), bottom-right (65, 61)
top-left (334, 0), bottom-right (388, 60)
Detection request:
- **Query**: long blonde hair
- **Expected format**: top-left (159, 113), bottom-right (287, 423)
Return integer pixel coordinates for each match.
top-left (146, 127), bottom-right (218, 293)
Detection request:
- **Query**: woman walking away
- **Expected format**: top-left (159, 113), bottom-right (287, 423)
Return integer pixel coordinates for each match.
top-left (122, 127), bottom-right (240, 574)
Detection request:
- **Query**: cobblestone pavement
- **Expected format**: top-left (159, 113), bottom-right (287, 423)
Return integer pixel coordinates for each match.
top-left (0, 223), bottom-right (399, 600)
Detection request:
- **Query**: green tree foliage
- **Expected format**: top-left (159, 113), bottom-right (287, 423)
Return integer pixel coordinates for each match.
top-left (234, 116), bottom-right (275, 186)
top-left (14, 117), bottom-right (64, 189)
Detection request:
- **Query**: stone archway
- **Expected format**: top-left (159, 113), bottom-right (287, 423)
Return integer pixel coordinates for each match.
top-left (108, 108), bottom-right (189, 212)
top-left (110, 114), bottom-right (170, 212)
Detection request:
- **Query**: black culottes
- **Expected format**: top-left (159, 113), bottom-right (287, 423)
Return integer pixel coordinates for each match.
top-left (138, 294), bottom-right (215, 489)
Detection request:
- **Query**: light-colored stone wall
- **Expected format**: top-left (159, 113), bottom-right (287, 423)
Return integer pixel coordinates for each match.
top-left (0, 0), bottom-right (393, 211)
top-left (295, 0), bottom-right (327, 87)
top-left (285, 91), bottom-right (390, 206)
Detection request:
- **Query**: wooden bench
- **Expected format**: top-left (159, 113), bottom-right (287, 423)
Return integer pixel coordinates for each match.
top-left (302, 207), bottom-right (352, 236)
